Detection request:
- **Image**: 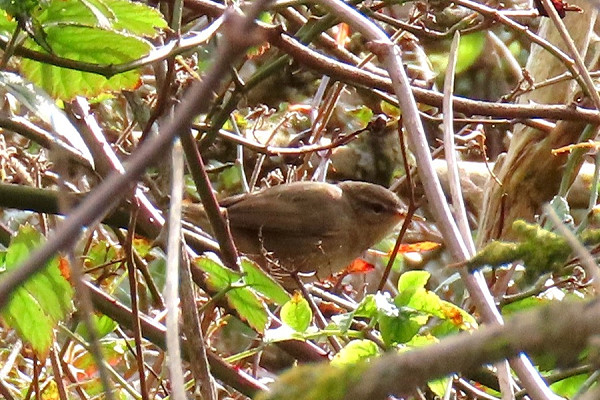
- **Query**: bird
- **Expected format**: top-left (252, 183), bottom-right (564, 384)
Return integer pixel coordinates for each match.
top-left (183, 181), bottom-right (406, 287)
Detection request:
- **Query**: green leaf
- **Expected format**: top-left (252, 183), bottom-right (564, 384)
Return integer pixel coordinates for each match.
top-left (281, 293), bottom-right (312, 333)
top-left (0, 0), bottom-right (43, 16)
top-left (501, 296), bottom-right (547, 315)
top-left (397, 270), bottom-right (430, 292)
top-left (396, 271), bottom-right (476, 332)
top-left (380, 100), bottom-right (401, 117)
top-left (21, 24), bottom-right (150, 99)
top-left (366, 292), bottom-right (425, 345)
top-left (132, 237), bottom-right (152, 258)
top-left (101, 0), bottom-right (168, 35)
top-left (217, 165), bottom-right (243, 192)
top-left (0, 0), bottom-right (168, 99)
top-left (257, 11), bottom-right (273, 24)
top-left (195, 256), bottom-right (269, 333)
top-left (40, 0), bottom-right (167, 36)
top-left (347, 105), bottom-right (373, 127)
top-left (240, 258), bottom-right (290, 306)
top-left (75, 313), bottom-right (118, 340)
top-left (373, 291), bottom-right (399, 318)
top-left (429, 32), bottom-right (485, 75)
top-left (85, 240), bottom-right (118, 270)
top-left (331, 339), bottom-right (380, 366)
top-left (550, 373), bottom-right (588, 397)
top-left (226, 287), bottom-right (269, 333)
top-left (195, 255), bottom-right (243, 291)
top-left (428, 376), bottom-right (452, 398)
top-left (1, 225), bottom-right (74, 356)
top-left (354, 294), bottom-right (377, 318)
top-left (3, 289), bottom-right (55, 356)
top-left (379, 313), bottom-right (425, 346)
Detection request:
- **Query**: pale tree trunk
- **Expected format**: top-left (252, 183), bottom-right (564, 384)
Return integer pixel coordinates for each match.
top-left (477, 2), bottom-right (598, 247)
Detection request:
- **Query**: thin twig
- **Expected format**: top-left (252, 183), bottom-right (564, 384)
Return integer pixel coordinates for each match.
top-left (263, 28), bottom-right (600, 123)
top-left (125, 208), bottom-right (149, 400)
top-left (443, 31), bottom-right (475, 256)
top-left (539, 0), bottom-right (600, 109)
top-left (165, 140), bottom-right (187, 400)
top-left (181, 128), bottom-right (241, 271)
top-left (0, 19), bottom-right (224, 77)
top-left (86, 280), bottom-right (268, 397)
top-left (0, 1), bottom-right (270, 317)
top-left (313, 1), bottom-right (557, 399)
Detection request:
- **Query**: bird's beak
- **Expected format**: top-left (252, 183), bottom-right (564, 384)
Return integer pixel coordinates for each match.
top-left (397, 210), bottom-right (426, 222)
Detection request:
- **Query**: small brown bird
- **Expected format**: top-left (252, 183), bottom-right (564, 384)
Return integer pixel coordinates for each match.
top-left (184, 181), bottom-right (406, 286)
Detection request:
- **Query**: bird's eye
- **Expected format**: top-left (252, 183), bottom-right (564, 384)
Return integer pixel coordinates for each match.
top-left (369, 202), bottom-right (385, 214)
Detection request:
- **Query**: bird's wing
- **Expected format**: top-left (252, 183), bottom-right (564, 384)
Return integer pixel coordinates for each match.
top-left (225, 182), bottom-right (345, 237)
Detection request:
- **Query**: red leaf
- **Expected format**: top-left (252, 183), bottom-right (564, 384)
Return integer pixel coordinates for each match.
top-left (391, 241), bottom-right (441, 255)
top-left (346, 259), bottom-right (376, 274)
top-left (58, 257), bottom-right (71, 282)
top-left (319, 301), bottom-right (345, 317)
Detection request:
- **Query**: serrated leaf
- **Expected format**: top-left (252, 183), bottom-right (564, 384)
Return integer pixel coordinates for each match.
top-left (240, 258), bottom-right (290, 306)
top-left (21, 24), bottom-right (150, 99)
top-left (1, 225), bottom-right (74, 357)
top-left (226, 287), bottom-right (269, 333)
top-left (396, 271), bottom-right (476, 331)
top-left (281, 292), bottom-right (312, 333)
top-left (0, 71), bottom-right (94, 166)
top-left (195, 256), bottom-right (269, 333)
top-left (40, 0), bottom-right (167, 36)
top-left (99, 0), bottom-right (167, 36)
top-left (0, 0), bottom-right (167, 100)
top-left (3, 289), bottom-right (55, 357)
top-left (194, 255), bottom-right (243, 291)
top-left (331, 339), bottom-right (380, 366)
